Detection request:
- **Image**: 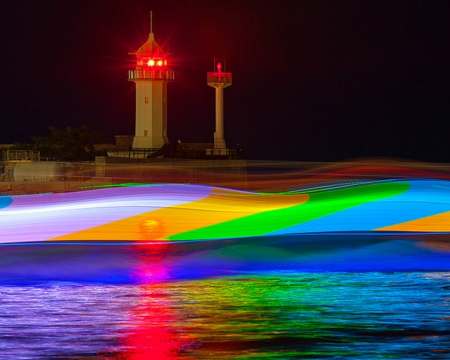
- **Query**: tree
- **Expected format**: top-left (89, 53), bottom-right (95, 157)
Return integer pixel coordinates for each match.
top-left (32, 125), bottom-right (110, 161)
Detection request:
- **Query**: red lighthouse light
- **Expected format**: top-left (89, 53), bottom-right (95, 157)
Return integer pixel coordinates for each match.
top-left (145, 58), bottom-right (165, 67)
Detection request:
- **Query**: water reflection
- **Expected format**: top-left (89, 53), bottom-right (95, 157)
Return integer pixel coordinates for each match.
top-left (1, 273), bottom-right (450, 358)
top-left (110, 286), bottom-right (195, 359)
top-left (106, 244), bottom-right (195, 359)
top-left (130, 243), bottom-right (173, 284)
top-left (2, 232), bottom-right (450, 287)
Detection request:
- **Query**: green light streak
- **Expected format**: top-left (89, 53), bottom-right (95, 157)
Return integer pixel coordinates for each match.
top-left (169, 181), bottom-right (410, 240)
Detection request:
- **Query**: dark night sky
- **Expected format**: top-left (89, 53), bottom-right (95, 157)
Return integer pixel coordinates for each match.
top-left (1, 0), bottom-right (449, 162)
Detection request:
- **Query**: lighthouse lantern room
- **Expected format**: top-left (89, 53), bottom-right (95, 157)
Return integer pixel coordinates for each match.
top-left (128, 12), bottom-right (174, 150)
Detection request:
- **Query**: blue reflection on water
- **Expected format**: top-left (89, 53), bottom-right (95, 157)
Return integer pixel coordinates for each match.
top-left (1, 233), bottom-right (450, 285)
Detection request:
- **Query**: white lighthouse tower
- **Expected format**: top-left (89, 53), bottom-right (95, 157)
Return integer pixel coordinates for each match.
top-left (128, 12), bottom-right (174, 151)
top-left (207, 62), bottom-right (232, 153)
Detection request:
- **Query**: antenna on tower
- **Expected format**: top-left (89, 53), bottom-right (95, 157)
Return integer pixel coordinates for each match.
top-left (150, 11), bottom-right (153, 35)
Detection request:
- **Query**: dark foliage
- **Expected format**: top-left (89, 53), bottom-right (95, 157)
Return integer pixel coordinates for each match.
top-left (32, 125), bottom-right (109, 161)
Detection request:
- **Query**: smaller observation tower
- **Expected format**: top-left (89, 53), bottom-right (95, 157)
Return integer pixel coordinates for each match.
top-left (128, 12), bottom-right (174, 151)
top-left (207, 62), bottom-right (232, 154)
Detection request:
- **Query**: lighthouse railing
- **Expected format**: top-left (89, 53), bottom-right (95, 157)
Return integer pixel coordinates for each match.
top-left (128, 69), bottom-right (175, 81)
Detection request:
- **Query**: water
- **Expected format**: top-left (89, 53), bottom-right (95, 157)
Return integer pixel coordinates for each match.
top-left (1, 233), bottom-right (450, 358)
top-left (2, 176), bottom-right (450, 358)
top-left (1, 270), bottom-right (450, 359)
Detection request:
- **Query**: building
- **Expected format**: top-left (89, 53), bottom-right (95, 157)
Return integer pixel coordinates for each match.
top-left (128, 12), bottom-right (174, 151)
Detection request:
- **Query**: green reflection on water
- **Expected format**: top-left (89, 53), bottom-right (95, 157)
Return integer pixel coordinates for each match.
top-left (134, 272), bottom-right (449, 359)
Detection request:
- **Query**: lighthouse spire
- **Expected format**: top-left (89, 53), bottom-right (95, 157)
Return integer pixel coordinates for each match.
top-left (149, 11), bottom-right (154, 42)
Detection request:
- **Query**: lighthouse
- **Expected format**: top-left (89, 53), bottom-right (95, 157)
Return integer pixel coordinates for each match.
top-left (128, 12), bottom-right (174, 150)
top-left (207, 62), bottom-right (232, 152)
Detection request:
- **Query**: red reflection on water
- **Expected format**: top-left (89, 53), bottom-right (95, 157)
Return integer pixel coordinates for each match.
top-left (120, 286), bottom-right (194, 359)
top-left (130, 243), bottom-right (173, 284)
top-left (115, 244), bottom-right (196, 359)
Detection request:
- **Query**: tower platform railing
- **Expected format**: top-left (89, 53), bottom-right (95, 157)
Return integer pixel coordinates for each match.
top-left (128, 69), bottom-right (175, 81)
top-left (207, 72), bottom-right (232, 85)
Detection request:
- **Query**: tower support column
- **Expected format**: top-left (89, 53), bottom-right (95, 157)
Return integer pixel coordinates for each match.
top-left (214, 85), bottom-right (226, 149)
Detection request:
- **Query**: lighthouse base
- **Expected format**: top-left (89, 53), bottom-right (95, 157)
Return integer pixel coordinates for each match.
top-left (214, 137), bottom-right (227, 149)
top-left (132, 136), bottom-right (167, 151)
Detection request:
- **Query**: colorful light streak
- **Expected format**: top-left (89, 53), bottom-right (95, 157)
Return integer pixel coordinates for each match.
top-left (1, 179), bottom-right (450, 244)
top-left (1, 176), bottom-right (450, 278)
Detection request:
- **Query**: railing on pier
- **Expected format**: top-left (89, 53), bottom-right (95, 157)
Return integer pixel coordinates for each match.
top-left (6, 150), bottom-right (40, 162)
top-left (107, 148), bottom-right (161, 159)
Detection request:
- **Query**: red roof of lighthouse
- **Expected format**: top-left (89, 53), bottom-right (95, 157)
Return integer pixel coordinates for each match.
top-left (131, 33), bottom-right (164, 57)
